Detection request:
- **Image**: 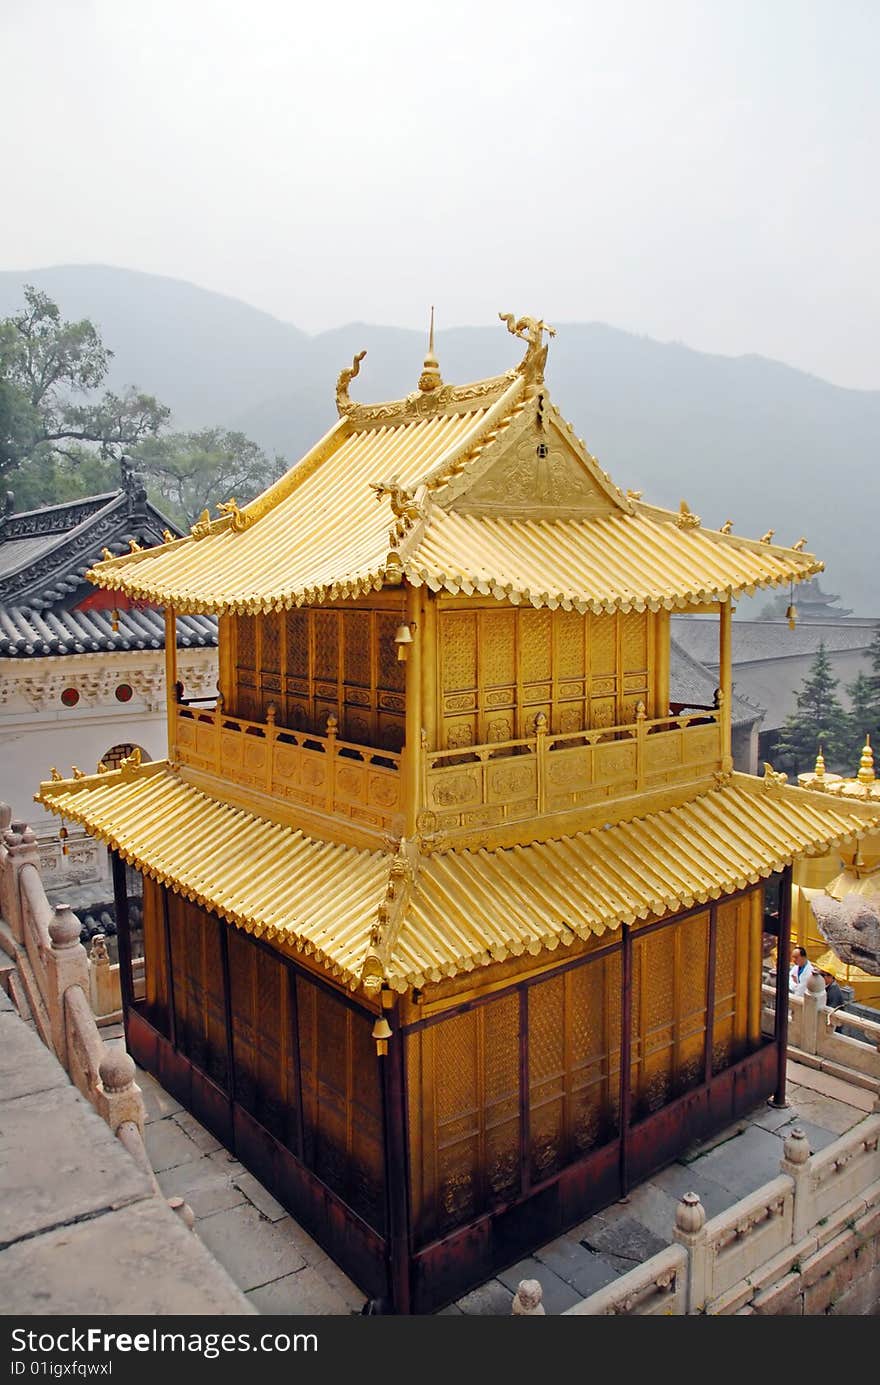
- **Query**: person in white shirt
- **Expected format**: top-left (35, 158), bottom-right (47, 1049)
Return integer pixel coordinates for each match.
top-left (789, 946), bottom-right (814, 996)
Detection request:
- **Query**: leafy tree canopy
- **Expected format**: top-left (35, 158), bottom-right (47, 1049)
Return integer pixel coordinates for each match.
top-left (0, 286), bottom-right (169, 480)
top-left (132, 428), bottom-right (284, 528)
top-left (0, 288), bottom-right (283, 522)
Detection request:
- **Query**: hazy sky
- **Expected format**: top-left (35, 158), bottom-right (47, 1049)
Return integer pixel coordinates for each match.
top-left (3, 0), bottom-right (878, 388)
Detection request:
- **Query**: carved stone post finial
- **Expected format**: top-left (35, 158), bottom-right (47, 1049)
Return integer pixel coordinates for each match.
top-left (97, 1048), bottom-right (145, 1135)
top-left (672, 1191), bottom-right (708, 1313)
top-left (781, 1125), bottom-right (813, 1240)
top-left (512, 1279), bottom-right (545, 1315)
top-left (45, 905), bottom-right (89, 1066)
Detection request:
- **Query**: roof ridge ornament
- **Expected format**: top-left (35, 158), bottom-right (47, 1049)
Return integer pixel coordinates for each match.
top-left (418, 306), bottom-right (443, 393)
top-left (499, 312), bottom-right (556, 389)
top-left (336, 349), bottom-right (367, 417)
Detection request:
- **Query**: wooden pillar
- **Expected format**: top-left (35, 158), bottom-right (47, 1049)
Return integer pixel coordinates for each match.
top-left (419, 587), bottom-right (437, 754)
top-left (382, 1006), bottom-right (411, 1314)
top-left (704, 903), bottom-right (718, 1084)
top-left (653, 610), bottom-right (670, 719)
top-left (403, 584), bottom-right (422, 837)
top-left (164, 607), bottom-right (178, 761)
top-left (770, 866), bottom-right (793, 1108)
top-left (111, 852), bottom-right (135, 1046)
top-left (619, 924), bottom-right (633, 1197)
top-left (719, 601), bottom-right (733, 772)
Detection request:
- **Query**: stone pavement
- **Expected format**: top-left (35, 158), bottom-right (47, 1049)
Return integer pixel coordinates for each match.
top-left (0, 994), bottom-right (252, 1316)
top-left (122, 1017), bottom-right (875, 1316)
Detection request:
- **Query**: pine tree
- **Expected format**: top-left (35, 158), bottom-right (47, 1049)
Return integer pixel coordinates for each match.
top-left (843, 670), bottom-right (878, 769)
top-left (774, 642), bottom-right (848, 775)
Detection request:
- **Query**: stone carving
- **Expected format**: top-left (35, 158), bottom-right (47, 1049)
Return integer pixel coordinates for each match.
top-left (511, 1279), bottom-right (545, 1316)
top-left (811, 895), bottom-right (880, 976)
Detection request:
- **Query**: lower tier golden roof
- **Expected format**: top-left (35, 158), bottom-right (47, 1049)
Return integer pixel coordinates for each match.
top-left (36, 765), bottom-right (880, 993)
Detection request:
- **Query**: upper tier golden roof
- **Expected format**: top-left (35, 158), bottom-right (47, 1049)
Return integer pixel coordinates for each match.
top-left (36, 760), bottom-right (878, 994)
top-left (87, 315), bottom-right (823, 616)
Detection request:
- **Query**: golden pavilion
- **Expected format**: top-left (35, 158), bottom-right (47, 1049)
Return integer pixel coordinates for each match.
top-left (37, 314), bottom-right (880, 1312)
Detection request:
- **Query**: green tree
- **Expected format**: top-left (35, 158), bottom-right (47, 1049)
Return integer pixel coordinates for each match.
top-left (774, 642), bottom-right (848, 775)
top-left (0, 286), bottom-right (168, 483)
top-left (132, 428), bottom-right (283, 528)
top-left (842, 671), bottom-right (877, 770)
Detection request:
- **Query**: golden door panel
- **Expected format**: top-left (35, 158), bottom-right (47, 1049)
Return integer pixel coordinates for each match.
top-left (713, 892), bottom-right (753, 1074)
top-left (406, 992), bottom-right (521, 1246)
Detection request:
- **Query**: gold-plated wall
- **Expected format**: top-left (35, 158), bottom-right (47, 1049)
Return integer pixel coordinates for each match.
top-left (227, 603), bottom-right (406, 750)
top-left (437, 604), bottom-right (655, 750)
top-left (405, 886), bottom-right (763, 1247)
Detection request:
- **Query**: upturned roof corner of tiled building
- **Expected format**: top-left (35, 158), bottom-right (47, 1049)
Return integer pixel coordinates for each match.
top-left (84, 316), bottom-right (824, 618)
top-left (34, 757), bottom-right (880, 999)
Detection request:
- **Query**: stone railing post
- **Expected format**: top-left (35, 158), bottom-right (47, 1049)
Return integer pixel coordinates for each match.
top-left (97, 1049), bottom-right (145, 1137)
top-left (45, 905), bottom-right (90, 1066)
top-left (672, 1191), bottom-right (708, 1313)
top-left (512, 1279), bottom-right (545, 1315)
top-left (801, 971), bottom-right (826, 1055)
top-left (88, 932), bottom-right (119, 1019)
top-left (1, 818), bottom-right (40, 945)
top-left (780, 1126), bottom-right (813, 1242)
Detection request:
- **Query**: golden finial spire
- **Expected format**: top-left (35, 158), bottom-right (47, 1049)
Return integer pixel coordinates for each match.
top-left (418, 305), bottom-right (442, 393)
top-left (814, 745), bottom-right (826, 779)
top-left (857, 734), bottom-right (875, 785)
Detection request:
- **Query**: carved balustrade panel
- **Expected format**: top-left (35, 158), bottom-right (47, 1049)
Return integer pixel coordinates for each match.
top-left (174, 705), bottom-right (400, 829)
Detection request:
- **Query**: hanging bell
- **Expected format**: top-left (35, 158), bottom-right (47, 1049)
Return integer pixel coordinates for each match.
top-left (786, 602), bottom-right (797, 631)
top-left (111, 607), bottom-right (120, 633)
top-left (394, 623), bottom-right (413, 662)
top-left (371, 1015), bottom-right (392, 1056)
top-left (59, 824), bottom-right (69, 857)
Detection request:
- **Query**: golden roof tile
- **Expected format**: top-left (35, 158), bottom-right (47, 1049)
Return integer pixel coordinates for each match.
top-left (85, 325), bottom-right (822, 616)
top-left (36, 765), bottom-right (878, 994)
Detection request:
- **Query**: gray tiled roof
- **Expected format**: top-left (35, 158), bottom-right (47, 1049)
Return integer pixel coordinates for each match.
top-left (0, 605), bottom-right (216, 657)
top-left (672, 616), bottom-right (877, 667)
top-left (668, 638), bottom-right (762, 729)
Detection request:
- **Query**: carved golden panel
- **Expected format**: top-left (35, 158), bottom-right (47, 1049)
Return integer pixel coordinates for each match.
top-left (377, 715), bottom-right (404, 753)
top-left (343, 610), bottom-right (371, 688)
top-left (546, 748), bottom-right (590, 787)
top-left (590, 677), bottom-right (616, 697)
top-left (443, 693), bottom-right (477, 713)
top-left (590, 697), bottom-right (617, 729)
top-left (378, 692), bottom-right (405, 713)
top-left (376, 612), bottom-right (405, 693)
top-left (441, 612), bottom-right (477, 692)
top-left (557, 705), bottom-right (584, 734)
top-left (589, 614), bottom-right (616, 677)
top-left (313, 611), bottom-right (339, 681)
top-left (444, 718), bottom-right (476, 751)
top-left (559, 680), bottom-right (586, 698)
top-left (522, 682), bottom-right (551, 703)
top-left (431, 770), bottom-right (481, 808)
top-left (621, 610), bottom-right (647, 672)
top-left (237, 614), bottom-right (256, 670)
top-left (480, 609), bottom-right (516, 687)
top-left (593, 742), bottom-right (636, 781)
top-left (485, 715), bottom-right (514, 743)
top-left (555, 609), bottom-right (585, 679)
top-left (484, 687), bottom-right (515, 708)
top-left (261, 611), bottom-right (282, 674)
top-left (520, 609), bottom-right (552, 682)
top-left (622, 673), bottom-right (647, 693)
top-left (487, 761), bottom-right (536, 800)
top-left (344, 688), bottom-right (371, 707)
top-left (285, 610), bottom-right (309, 680)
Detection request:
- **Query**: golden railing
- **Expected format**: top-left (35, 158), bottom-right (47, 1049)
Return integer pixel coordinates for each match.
top-left (423, 708), bottom-right (724, 831)
top-left (173, 702), bottom-right (402, 831)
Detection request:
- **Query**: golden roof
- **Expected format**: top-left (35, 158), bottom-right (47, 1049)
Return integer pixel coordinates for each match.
top-left (86, 317), bottom-right (822, 616)
top-left (36, 762), bottom-right (877, 994)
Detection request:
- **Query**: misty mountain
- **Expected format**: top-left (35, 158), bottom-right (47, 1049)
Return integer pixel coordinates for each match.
top-left (1, 265), bottom-right (877, 614)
